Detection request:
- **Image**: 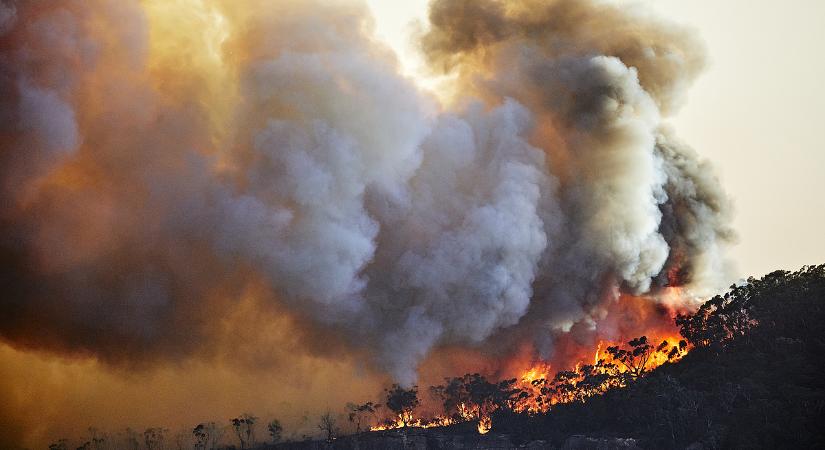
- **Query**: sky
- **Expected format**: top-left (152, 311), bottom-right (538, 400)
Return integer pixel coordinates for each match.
top-left (366, 0), bottom-right (825, 278)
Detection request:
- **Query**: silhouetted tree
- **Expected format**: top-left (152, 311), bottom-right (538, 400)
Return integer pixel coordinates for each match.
top-left (193, 422), bottom-right (220, 450)
top-left (432, 374), bottom-right (527, 421)
top-left (606, 336), bottom-right (654, 379)
top-left (231, 414), bottom-right (257, 449)
top-left (318, 411), bottom-right (337, 442)
top-left (346, 401), bottom-right (380, 432)
top-left (267, 419), bottom-right (283, 444)
top-left (431, 376), bottom-right (470, 420)
top-left (384, 384), bottom-right (420, 426)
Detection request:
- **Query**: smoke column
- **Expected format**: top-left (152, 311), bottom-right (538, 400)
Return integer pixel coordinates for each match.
top-left (0, 0), bottom-right (734, 440)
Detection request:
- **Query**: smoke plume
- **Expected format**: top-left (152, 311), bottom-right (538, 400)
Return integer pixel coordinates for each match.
top-left (0, 0), bottom-right (734, 440)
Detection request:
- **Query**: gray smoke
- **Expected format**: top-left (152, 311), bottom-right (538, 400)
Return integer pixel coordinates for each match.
top-left (0, 0), bottom-right (734, 385)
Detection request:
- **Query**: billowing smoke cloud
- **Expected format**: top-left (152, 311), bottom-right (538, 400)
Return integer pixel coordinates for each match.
top-left (419, 0), bottom-right (734, 362)
top-left (0, 0), bottom-right (733, 397)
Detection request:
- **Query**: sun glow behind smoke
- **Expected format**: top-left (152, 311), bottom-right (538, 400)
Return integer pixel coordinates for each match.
top-left (144, 0), bottom-right (237, 147)
top-left (365, 0), bottom-right (457, 101)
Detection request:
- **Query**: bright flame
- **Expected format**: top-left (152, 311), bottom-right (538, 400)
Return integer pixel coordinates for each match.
top-left (477, 416), bottom-right (492, 434)
top-left (369, 414), bottom-right (458, 432)
top-left (514, 333), bottom-right (690, 414)
top-left (369, 292), bottom-right (695, 430)
top-left (594, 342), bottom-right (601, 366)
top-left (368, 401), bottom-right (494, 434)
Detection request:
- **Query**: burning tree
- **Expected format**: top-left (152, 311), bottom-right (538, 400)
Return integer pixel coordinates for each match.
top-left (384, 384), bottom-right (420, 427)
top-left (676, 289), bottom-right (758, 349)
top-left (431, 373), bottom-right (527, 423)
top-left (517, 335), bottom-right (688, 414)
top-left (605, 336), bottom-right (654, 379)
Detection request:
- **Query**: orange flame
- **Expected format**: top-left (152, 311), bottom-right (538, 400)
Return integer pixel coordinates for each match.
top-left (513, 332), bottom-right (690, 414)
top-left (477, 415), bottom-right (492, 434)
top-left (370, 292), bottom-right (695, 432)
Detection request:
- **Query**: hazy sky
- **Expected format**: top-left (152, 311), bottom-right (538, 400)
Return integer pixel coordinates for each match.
top-left (367, 0), bottom-right (825, 278)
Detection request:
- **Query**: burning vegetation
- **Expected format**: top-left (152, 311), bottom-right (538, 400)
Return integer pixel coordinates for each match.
top-left (353, 287), bottom-right (697, 435)
top-left (327, 265), bottom-right (825, 448)
top-left (364, 332), bottom-right (689, 435)
top-left (41, 264), bottom-right (825, 448)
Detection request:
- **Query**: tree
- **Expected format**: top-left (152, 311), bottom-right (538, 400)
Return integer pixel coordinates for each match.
top-left (501, 265), bottom-right (825, 448)
top-left (655, 338), bottom-right (688, 362)
top-left (346, 401), bottom-right (380, 432)
top-left (193, 423), bottom-right (209, 450)
top-left (267, 419), bottom-right (283, 444)
top-left (318, 411), bottom-right (337, 442)
top-left (431, 374), bottom-right (527, 422)
top-left (384, 384), bottom-right (420, 426)
top-left (231, 414), bottom-right (257, 449)
top-left (606, 336), bottom-right (654, 379)
top-left (144, 427), bottom-right (167, 450)
top-left (192, 422), bottom-right (220, 450)
top-left (431, 376), bottom-right (471, 420)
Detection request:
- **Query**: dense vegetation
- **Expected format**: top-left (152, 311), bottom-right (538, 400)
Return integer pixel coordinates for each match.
top-left (494, 264), bottom-right (825, 448)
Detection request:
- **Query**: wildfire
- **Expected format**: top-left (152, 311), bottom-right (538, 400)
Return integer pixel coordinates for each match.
top-left (367, 333), bottom-right (689, 435)
top-left (521, 363), bottom-right (552, 385)
top-left (369, 414), bottom-right (456, 432)
top-left (477, 416), bottom-right (492, 434)
top-left (514, 333), bottom-right (690, 414)
top-left (367, 293), bottom-right (695, 434)
top-left (368, 401), bottom-right (481, 433)
top-left (369, 413), bottom-right (495, 435)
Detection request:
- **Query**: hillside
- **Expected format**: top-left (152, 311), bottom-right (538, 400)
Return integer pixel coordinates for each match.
top-left (268, 264), bottom-right (825, 449)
